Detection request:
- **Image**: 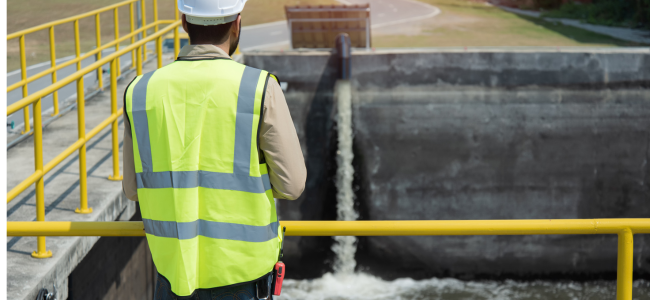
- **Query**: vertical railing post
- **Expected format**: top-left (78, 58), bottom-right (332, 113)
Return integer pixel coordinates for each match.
top-left (30, 98), bottom-right (52, 259)
top-left (137, 46), bottom-right (143, 76)
top-left (74, 19), bottom-right (91, 214)
top-left (156, 36), bottom-right (162, 69)
top-left (95, 13), bottom-right (103, 90)
top-left (108, 59), bottom-right (123, 181)
top-left (616, 228), bottom-right (634, 300)
top-left (174, 0), bottom-right (180, 57)
top-left (49, 27), bottom-right (60, 116)
top-left (130, 2), bottom-right (136, 68)
top-left (75, 74), bottom-right (92, 214)
top-left (141, 0), bottom-right (148, 61)
top-left (114, 8), bottom-right (122, 77)
top-left (153, 0), bottom-right (158, 32)
top-left (74, 20), bottom-right (81, 71)
top-left (136, 1), bottom-right (143, 40)
top-left (19, 35), bottom-right (31, 134)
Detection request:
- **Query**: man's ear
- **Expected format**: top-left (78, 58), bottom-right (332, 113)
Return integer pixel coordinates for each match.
top-left (182, 14), bottom-right (189, 35)
top-left (232, 14), bottom-right (241, 37)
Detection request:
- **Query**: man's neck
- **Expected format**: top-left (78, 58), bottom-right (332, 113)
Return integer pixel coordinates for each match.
top-left (192, 42), bottom-right (230, 55)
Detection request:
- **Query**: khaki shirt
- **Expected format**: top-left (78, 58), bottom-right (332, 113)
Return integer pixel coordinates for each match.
top-left (122, 45), bottom-right (306, 201)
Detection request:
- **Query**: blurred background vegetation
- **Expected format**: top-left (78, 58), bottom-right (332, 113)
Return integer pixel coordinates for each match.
top-left (504, 0), bottom-right (650, 29)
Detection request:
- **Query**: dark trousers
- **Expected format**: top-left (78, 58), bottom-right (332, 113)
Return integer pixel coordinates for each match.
top-left (154, 273), bottom-right (273, 300)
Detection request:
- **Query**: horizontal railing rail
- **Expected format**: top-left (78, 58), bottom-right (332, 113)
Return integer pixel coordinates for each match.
top-left (6, 20), bottom-right (180, 116)
top-left (7, 0), bottom-right (139, 40)
top-left (7, 0), bottom-right (182, 259)
top-left (7, 0), bottom-right (143, 133)
top-left (7, 219), bottom-right (650, 300)
top-left (7, 20), bottom-right (182, 202)
top-left (7, 219), bottom-right (650, 236)
top-left (6, 20), bottom-right (173, 93)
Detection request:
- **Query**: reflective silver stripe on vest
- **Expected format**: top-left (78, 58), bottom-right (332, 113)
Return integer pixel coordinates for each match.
top-left (262, 173), bottom-right (271, 191)
top-left (233, 67), bottom-right (263, 176)
top-left (142, 218), bottom-right (279, 242)
top-left (131, 66), bottom-right (270, 192)
top-left (136, 171), bottom-right (271, 193)
top-left (132, 71), bottom-right (156, 172)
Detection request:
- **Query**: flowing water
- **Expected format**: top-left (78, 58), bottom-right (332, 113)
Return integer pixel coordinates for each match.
top-left (277, 273), bottom-right (650, 300)
top-left (332, 80), bottom-right (358, 275)
top-left (277, 81), bottom-right (650, 300)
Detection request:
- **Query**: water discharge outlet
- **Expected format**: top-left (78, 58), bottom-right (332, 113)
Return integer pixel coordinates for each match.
top-left (332, 33), bottom-right (358, 275)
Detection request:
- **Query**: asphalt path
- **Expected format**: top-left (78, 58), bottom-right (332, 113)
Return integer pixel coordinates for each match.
top-left (6, 0), bottom-right (440, 130)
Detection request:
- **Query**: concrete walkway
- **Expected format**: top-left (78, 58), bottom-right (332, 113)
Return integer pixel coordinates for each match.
top-left (497, 5), bottom-right (650, 45)
top-left (6, 55), bottom-right (173, 300)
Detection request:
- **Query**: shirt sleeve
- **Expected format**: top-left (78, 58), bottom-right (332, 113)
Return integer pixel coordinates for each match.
top-left (260, 78), bottom-right (307, 200)
top-left (122, 120), bottom-right (139, 201)
top-left (122, 77), bottom-right (139, 202)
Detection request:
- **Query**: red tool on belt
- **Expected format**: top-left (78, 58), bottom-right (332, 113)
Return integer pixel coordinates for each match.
top-left (272, 227), bottom-right (286, 296)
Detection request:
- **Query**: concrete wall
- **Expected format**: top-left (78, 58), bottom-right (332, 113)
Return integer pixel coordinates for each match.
top-left (68, 207), bottom-right (156, 300)
top-left (244, 49), bottom-right (650, 279)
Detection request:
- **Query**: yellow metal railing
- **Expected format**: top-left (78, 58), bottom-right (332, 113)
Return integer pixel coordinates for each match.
top-left (7, 0), bottom-right (181, 258)
top-left (8, 0), bottom-right (137, 124)
top-left (7, 0), bottom-right (180, 133)
top-left (7, 219), bottom-right (650, 300)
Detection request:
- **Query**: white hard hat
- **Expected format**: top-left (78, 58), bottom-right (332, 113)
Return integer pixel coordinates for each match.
top-left (178, 0), bottom-right (247, 26)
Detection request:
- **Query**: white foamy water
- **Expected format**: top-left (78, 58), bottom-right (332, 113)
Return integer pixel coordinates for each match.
top-left (277, 273), bottom-right (650, 300)
top-left (333, 80), bottom-right (358, 275)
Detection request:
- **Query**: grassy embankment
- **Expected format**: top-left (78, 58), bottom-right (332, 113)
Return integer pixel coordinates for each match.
top-left (6, 0), bottom-right (337, 72)
top-left (373, 0), bottom-right (643, 48)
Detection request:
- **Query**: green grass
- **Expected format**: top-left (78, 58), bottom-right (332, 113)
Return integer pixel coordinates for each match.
top-left (373, 0), bottom-right (645, 48)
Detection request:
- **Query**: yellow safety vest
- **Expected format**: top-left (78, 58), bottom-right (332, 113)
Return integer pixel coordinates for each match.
top-left (125, 58), bottom-right (280, 297)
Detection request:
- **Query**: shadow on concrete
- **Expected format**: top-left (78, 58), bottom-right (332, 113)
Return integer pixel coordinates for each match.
top-left (290, 54), bottom-right (340, 278)
top-left (67, 206), bottom-right (156, 300)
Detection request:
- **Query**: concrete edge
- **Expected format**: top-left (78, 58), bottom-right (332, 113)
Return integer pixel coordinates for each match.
top-left (19, 191), bottom-right (137, 300)
top-left (244, 47), bottom-right (650, 56)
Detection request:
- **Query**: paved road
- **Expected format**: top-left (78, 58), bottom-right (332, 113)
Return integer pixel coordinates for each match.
top-left (7, 0), bottom-right (440, 130)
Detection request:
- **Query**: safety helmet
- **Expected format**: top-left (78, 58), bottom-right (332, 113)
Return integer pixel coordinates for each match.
top-left (178, 0), bottom-right (247, 25)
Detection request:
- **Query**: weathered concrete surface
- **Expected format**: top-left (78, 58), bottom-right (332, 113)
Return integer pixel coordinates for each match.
top-left (353, 87), bottom-right (650, 279)
top-left (245, 48), bottom-right (650, 279)
top-left (68, 207), bottom-right (156, 300)
top-left (6, 55), bottom-right (174, 299)
top-left (351, 48), bottom-right (650, 89)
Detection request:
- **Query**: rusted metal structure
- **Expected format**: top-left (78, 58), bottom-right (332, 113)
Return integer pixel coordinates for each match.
top-left (285, 4), bottom-right (371, 49)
